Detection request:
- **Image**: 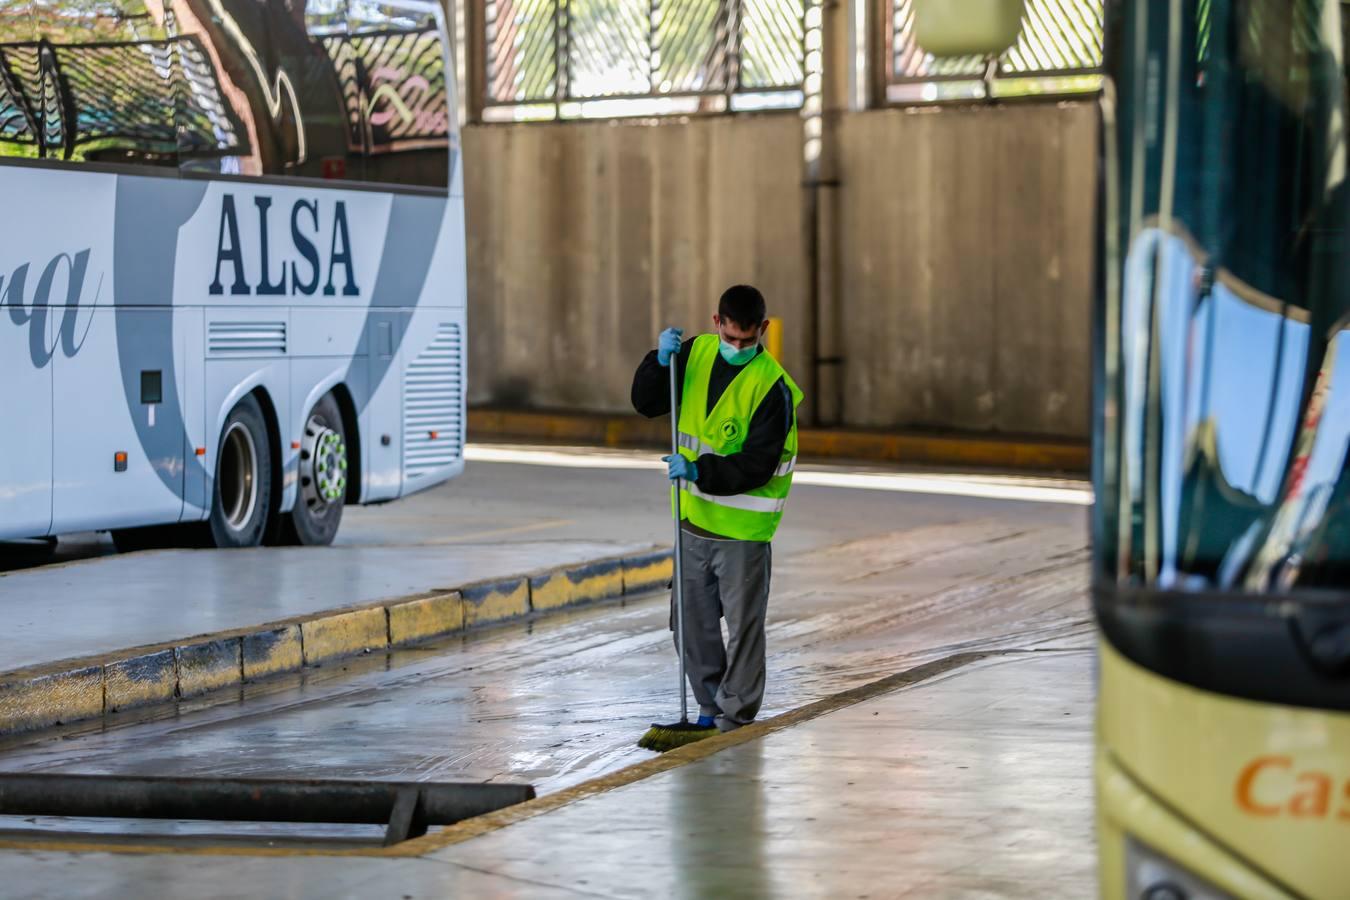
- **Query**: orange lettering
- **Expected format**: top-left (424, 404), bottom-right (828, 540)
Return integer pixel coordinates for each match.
top-left (1290, 772), bottom-right (1332, 817)
top-left (1339, 779), bottom-right (1350, 821)
top-left (1236, 755), bottom-right (1289, 816)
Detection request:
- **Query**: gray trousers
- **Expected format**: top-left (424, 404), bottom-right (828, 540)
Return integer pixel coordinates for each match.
top-left (671, 531), bottom-right (772, 730)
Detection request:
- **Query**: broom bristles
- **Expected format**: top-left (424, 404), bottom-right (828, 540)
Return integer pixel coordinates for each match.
top-left (637, 721), bottom-right (718, 753)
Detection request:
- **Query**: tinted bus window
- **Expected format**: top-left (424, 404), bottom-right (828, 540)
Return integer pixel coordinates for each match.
top-left (268, 0), bottom-right (365, 183)
top-left (0, 1), bottom-right (37, 158)
top-left (1101, 0), bottom-right (1350, 592)
top-left (344, 1), bottom-right (450, 189)
top-left (16, 0), bottom-right (180, 166)
top-left (180, 0), bottom-right (447, 188)
top-left (1, 0), bottom-right (237, 168)
top-left (3, 0), bottom-right (449, 188)
top-left (173, 26), bottom-right (251, 174)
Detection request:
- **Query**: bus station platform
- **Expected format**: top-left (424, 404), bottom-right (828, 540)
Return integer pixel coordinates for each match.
top-left (0, 647), bottom-right (1095, 898)
top-left (0, 455), bottom-right (1096, 897)
top-left (0, 541), bottom-right (670, 735)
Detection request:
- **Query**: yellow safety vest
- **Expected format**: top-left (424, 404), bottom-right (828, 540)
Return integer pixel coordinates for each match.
top-left (674, 333), bottom-right (803, 542)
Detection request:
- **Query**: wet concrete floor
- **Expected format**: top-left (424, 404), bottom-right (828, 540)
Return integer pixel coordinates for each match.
top-left (0, 517), bottom-right (1088, 843)
top-left (422, 650), bottom-right (1097, 899)
top-left (0, 649), bottom-right (1097, 899)
top-left (0, 451), bottom-right (1091, 863)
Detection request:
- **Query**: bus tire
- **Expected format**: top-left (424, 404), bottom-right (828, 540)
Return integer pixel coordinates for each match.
top-left (281, 393), bottom-right (347, 546)
top-left (208, 395), bottom-right (272, 549)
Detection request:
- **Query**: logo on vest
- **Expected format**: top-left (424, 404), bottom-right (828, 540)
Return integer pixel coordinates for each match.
top-left (719, 419), bottom-right (741, 443)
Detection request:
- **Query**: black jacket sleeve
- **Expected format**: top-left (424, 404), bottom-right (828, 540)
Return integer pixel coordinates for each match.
top-left (632, 341), bottom-right (794, 497)
top-left (693, 377), bottom-right (792, 496)
top-left (631, 338), bottom-right (694, 417)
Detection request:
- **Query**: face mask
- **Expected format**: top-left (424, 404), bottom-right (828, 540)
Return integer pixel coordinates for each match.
top-left (719, 338), bottom-right (758, 366)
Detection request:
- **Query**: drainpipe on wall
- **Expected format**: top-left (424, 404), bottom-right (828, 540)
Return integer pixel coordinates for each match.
top-left (450, 0), bottom-right (481, 125)
top-left (803, 0), bottom-right (849, 427)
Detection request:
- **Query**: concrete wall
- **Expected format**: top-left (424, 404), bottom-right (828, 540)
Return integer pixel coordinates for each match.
top-left (463, 101), bottom-right (1096, 439)
top-left (836, 102), bottom-right (1097, 439)
top-left (464, 114), bottom-right (809, 414)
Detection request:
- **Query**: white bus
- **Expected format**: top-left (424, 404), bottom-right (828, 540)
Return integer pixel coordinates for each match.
top-left (0, 0), bottom-right (466, 550)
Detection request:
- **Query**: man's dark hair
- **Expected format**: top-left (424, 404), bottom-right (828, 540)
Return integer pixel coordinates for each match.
top-left (718, 285), bottom-right (767, 330)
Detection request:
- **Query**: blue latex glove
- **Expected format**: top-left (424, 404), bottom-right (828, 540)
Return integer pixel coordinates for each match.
top-left (657, 327), bottom-right (683, 367)
top-left (663, 454), bottom-right (698, 483)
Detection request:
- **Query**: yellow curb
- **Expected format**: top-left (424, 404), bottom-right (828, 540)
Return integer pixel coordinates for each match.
top-left (0, 548), bottom-right (672, 737)
top-left (301, 608), bottom-right (389, 665)
top-left (462, 579), bottom-right (529, 627)
top-left (176, 640), bottom-right (243, 698)
top-left (566, 563), bottom-right (625, 607)
top-left (468, 407), bottom-right (1089, 472)
top-left (622, 554), bottom-right (673, 595)
top-left (529, 560), bottom-right (626, 612)
top-left (105, 651), bottom-right (177, 712)
top-left (388, 592), bottom-right (465, 645)
top-left (241, 626), bottom-right (305, 681)
top-left (527, 572), bottom-right (572, 611)
top-left (0, 667), bottom-right (104, 734)
top-left (795, 430), bottom-right (1088, 472)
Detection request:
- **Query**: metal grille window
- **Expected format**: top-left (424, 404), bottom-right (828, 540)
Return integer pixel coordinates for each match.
top-left (888, 0), bottom-right (1103, 103)
top-left (482, 0), bottom-right (806, 120)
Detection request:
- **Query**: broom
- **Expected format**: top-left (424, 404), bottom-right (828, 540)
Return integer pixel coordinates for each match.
top-left (637, 351), bottom-right (718, 753)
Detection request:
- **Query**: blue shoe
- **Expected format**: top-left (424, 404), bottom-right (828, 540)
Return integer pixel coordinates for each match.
top-left (696, 715), bottom-right (716, 728)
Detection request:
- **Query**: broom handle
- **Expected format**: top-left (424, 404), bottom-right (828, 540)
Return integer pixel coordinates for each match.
top-left (670, 357), bottom-right (688, 724)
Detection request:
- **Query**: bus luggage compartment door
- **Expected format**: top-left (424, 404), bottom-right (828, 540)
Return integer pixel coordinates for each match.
top-left (51, 308), bottom-right (185, 533)
top-left (363, 312), bottom-right (404, 503)
top-left (0, 309), bottom-right (54, 539)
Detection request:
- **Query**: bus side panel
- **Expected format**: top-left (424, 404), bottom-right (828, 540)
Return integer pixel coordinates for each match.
top-left (52, 308), bottom-right (185, 533)
top-left (0, 165), bottom-right (115, 539)
top-left (399, 307), bottom-right (467, 498)
top-left (363, 311), bottom-right (404, 503)
top-left (179, 307), bottom-right (209, 522)
top-left (395, 195), bottom-right (467, 498)
top-left (0, 310), bottom-right (54, 540)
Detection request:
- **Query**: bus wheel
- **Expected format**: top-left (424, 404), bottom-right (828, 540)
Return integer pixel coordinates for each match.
top-left (209, 395), bottom-right (272, 549)
top-left (282, 393), bottom-right (347, 546)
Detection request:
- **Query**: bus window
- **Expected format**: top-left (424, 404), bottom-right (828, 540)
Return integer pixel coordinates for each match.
top-left (346, 1), bottom-right (450, 190)
top-left (0, 0), bottom-right (452, 183)
top-left (262, 0), bottom-right (364, 183)
top-left (173, 25), bottom-right (251, 174)
top-left (0, 1), bottom-right (37, 160)
top-left (1103, 0), bottom-right (1348, 592)
top-left (28, 0), bottom-right (181, 166)
top-left (176, 0), bottom-right (363, 179)
top-left (181, 0), bottom-right (279, 176)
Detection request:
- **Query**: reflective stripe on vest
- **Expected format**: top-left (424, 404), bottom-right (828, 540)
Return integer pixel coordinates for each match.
top-left (674, 334), bottom-right (804, 542)
top-left (685, 481), bottom-right (787, 514)
top-left (681, 430), bottom-right (796, 479)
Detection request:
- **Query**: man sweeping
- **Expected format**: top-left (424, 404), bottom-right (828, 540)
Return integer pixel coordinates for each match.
top-left (632, 285), bottom-right (803, 744)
